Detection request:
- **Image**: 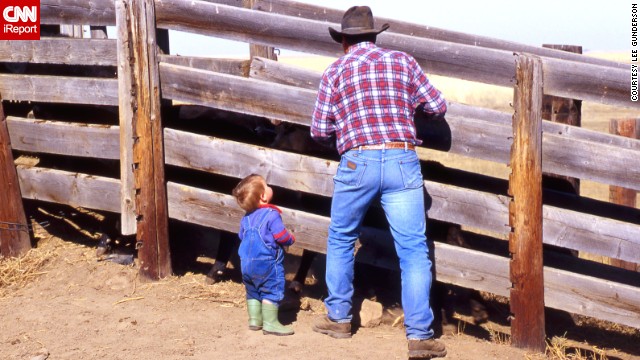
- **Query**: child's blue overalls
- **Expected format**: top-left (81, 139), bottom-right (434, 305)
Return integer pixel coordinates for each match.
top-left (238, 209), bottom-right (286, 305)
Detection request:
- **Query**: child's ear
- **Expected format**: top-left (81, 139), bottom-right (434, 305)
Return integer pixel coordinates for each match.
top-left (260, 192), bottom-right (268, 203)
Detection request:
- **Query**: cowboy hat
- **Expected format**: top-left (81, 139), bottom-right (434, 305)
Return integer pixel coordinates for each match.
top-left (328, 6), bottom-right (390, 43)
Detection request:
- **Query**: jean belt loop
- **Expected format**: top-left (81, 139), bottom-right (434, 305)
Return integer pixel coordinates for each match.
top-left (404, 142), bottom-right (408, 152)
top-left (358, 145), bottom-right (362, 154)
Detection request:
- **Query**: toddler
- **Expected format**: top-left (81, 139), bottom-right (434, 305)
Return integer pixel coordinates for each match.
top-left (232, 174), bottom-right (295, 336)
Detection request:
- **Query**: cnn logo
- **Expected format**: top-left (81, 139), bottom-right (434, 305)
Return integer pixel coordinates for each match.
top-left (1, 0), bottom-right (40, 40)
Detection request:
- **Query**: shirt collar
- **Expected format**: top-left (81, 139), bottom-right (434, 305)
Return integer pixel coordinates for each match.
top-left (259, 204), bottom-right (282, 213)
top-left (347, 41), bottom-right (376, 54)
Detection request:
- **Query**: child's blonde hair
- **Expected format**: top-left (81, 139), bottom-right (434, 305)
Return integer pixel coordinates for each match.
top-left (232, 174), bottom-right (265, 212)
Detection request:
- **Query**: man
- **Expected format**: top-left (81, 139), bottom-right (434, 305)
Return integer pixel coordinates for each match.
top-left (310, 6), bottom-right (448, 359)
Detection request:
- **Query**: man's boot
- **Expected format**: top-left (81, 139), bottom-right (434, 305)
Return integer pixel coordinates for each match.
top-left (261, 302), bottom-right (294, 336)
top-left (312, 316), bottom-right (352, 339)
top-left (408, 338), bottom-right (447, 359)
top-left (246, 299), bottom-right (263, 331)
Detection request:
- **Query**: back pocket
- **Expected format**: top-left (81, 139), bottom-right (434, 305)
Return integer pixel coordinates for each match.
top-left (398, 157), bottom-right (423, 189)
top-left (334, 156), bottom-right (366, 187)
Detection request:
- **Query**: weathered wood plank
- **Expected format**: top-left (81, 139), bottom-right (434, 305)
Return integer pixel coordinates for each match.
top-left (119, 0), bottom-right (172, 279)
top-left (509, 54), bottom-right (545, 351)
top-left (164, 128), bottom-right (336, 195)
top-left (252, 0), bottom-right (626, 70)
top-left (160, 62), bottom-right (312, 125)
top-left (250, 56), bottom-right (321, 89)
top-left (541, 134), bottom-right (640, 191)
top-left (162, 63), bottom-right (640, 190)
top-left (0, 100), bottom-right (31, 257)
top-left (544, 207), bottom-right (640, 263)
top-left (16, 166), bottom-right (121, 213)
top-left (0, 74), bottom-right (118, 105)
top-left (159, 55), bottom-right (250, 76)
top-left (543, 268), bottom-right (640, 329)
top-left (154, 0), bottom-right (637, 108)
top-left (0, 38), bottom-right (116, 66)
top-left (167, 181), bottom-right (640, 329)
top-left (441, 242), bottom-right (640, 329)
top-left (6, 117), bottom-right (119, 159)
top-left (41, 0), bottom-right (116, 26)
top-left (115, 0), bottom-right (137, 236)
top-left (164, 128), bottom-right (640, 262)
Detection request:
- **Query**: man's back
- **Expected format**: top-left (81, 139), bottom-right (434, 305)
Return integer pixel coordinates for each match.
top-left (311, 42), bottom-right (446, 154)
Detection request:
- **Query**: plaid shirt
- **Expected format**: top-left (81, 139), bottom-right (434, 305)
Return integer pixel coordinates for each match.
top-left (311, 42), bottom-right (447, 154)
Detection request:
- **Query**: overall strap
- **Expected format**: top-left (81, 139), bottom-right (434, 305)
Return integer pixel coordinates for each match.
top-left (255, 208), bottom-right (273, 229)
top-left (245, 208), bottom-right (272, 230)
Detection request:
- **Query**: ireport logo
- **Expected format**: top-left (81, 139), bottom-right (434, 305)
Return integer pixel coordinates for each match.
top-left (0, 0), bottom-right (40, 40)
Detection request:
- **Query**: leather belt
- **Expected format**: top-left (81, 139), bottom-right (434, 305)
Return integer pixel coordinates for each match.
top-left (357, 142), bottom-right (415, 151)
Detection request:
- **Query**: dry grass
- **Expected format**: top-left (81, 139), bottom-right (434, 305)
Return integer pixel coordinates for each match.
top-left (0, 247), bottom-right (56, 299)
top-left (546, 336), bottom-right (611, 360)
top-left (484, 324), bottom-right (511, 346)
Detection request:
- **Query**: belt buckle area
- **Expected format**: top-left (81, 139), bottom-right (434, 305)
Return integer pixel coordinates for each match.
top-left (357, 142), bottom-right (414, 151)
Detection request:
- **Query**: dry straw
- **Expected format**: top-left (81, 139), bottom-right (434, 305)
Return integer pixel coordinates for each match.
top-left (0, 247), bottom-right (55, 298)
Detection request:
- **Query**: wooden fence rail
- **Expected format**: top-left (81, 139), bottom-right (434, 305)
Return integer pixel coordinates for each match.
top-left (0, 38), bottom-right (116, 66)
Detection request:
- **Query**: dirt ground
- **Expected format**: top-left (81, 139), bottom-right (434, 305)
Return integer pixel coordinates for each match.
top-left (1, 206), bottom-right (638, 360)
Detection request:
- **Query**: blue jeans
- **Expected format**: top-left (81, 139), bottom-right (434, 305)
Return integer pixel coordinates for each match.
top-left (239, 211), bottom-right (286, 305)
top-left (325, 147), bottom-right (435, 340)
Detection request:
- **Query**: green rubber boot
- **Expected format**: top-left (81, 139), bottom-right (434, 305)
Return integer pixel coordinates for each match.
top-left (261, 302), bottom-right (294, 336)
top-left (246, 299), bottom-right (263, 331)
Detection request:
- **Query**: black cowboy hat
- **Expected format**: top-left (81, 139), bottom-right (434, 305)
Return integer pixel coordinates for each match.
top-left (328, 6), bottom-right (390, 43)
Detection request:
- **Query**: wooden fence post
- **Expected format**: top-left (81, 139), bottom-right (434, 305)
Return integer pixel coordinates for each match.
top-left (116, 0), bottom-right (172, 279)
top-left (245, 0), bottom-right (278, 61)
top-left (509, 54), bottom-right (545, 352)
top-left (609, 118), bottom-right (639, 271)
top-left (0, 96), bottom-right (31, 257)
top-left (541, 45), bottom-right (582, 195)
top-left (116, 1), bottom-right (138, 237)
top-left (60, 24), bottom-right (83, 38)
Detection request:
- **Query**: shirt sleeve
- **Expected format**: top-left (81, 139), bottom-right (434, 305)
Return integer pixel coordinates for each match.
top-left (268, 212), bottom-right (295, 247)
top-left (408, 56), bottom-right (447, 115)
top-left (311, 70), bottom-right (337, 143)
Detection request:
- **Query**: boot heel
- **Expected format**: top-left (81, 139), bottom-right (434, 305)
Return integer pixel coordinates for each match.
top-left (261, 302), bottom-right (294, 336)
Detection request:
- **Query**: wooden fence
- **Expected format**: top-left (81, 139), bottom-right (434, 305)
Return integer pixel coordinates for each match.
top-left (1, 0), bottom-right (639, 351)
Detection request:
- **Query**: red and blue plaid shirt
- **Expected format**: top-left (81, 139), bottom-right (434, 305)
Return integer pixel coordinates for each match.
top-left (311, 42), bottom-right (447, 154)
